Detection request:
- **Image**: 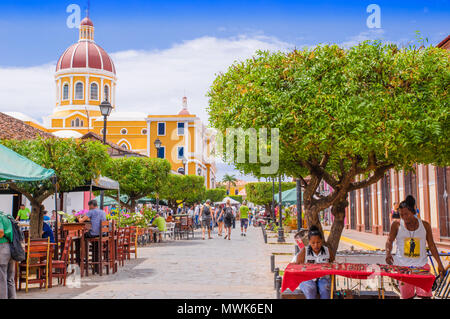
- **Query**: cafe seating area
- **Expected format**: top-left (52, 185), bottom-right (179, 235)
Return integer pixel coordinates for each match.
top-left (17, 215), bottom-right (196, 293)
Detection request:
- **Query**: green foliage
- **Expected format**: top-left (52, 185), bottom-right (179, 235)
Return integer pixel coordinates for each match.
top-left (160, 174), bottom-right (206, 209)
top-left (1, 138), bottom-right (109, 200)
top-left (208, 41), bottom-right (450, 177)
top-left (106, 157), bottom-right (171, 209)
top-left (229, 195), bottom-right (243, 203)
top-left (246, 182), bottom-right (296, 206)
top-left (205, 188), bottom-right (227, 203)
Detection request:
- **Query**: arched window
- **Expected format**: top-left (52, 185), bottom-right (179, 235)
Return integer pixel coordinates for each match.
top-left (63, 84), bottom-right (69, 100)
top-left (75, 82), bottom-right (84, 100)
top-left (90, 83), bottom-right (98, 100)
top-left (104, 85), bottom-right (110, 102)
top-left (121, 143), bottom-right (128, 150)
top-left (75, 118), bottom-right (80, 127)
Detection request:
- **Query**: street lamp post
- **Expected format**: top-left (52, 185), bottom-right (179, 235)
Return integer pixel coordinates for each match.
top-left (272, 177), bottom-right (275, 222)
top-left (154, 138), bottom-right (162, 212)
top-left (277, 175), bottom-right (285, 242)
top-left (99, 100), bottom-right (113, 210)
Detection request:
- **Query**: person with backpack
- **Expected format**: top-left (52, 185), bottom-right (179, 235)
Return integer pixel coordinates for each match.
top-left (0, 211), bottom-right (17, 299)
top-left (223, 200), bottom-right (234, 240)
top-left (199, 199), bottom-right (213, 240)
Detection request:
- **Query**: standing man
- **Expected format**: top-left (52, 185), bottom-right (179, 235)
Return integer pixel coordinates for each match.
top-left (15, 204), bottom-right (30, 222)
top-left (239, 201), bottom-right (250, 237)
top-left (0, 210), bottom-right (15, 299)
top-left (199, 200), bottom-right (213, 240)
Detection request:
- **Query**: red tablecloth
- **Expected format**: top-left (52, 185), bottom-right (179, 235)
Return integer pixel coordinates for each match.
top-left (281, 263), bottom-right (435, 293)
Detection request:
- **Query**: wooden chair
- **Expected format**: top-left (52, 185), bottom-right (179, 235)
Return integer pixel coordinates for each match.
top-left (187, 217), bottom-right (195, 239)
top-left (123, 227), bottom-right (131, 260)
top-left (180, 217), bottom-right (189, 239)
top-left (116, 227), bottom-right (126, 267)
top-left (85, 221), bottom-right (111, 276)
top-left (17, 237), bottom-right (51, 292)
top-left (128, 226), bottom-right (138, 259)
top-left (51, 235), bottom-right (72, 286)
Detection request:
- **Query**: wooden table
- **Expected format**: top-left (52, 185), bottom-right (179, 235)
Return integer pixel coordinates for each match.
top-left (281, 263), bottom-right (436, 299)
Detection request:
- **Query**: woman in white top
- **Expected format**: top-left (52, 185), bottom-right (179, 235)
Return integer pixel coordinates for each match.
top-left (294, 226), bottom-right (335, 299)
top-left (385, 195), bottom-right (444, 299)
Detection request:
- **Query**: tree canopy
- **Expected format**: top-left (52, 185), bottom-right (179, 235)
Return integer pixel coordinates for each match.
top-left (160, 174), bottom-right (206, 210)
top-left (1, 138), bottom-right (109, 237)
top-left (205, 188), bottom-right (227, 203)
top-left (208, 41), bottom-right (450, 252)
top-left (106, 157), bottom-right (171, 210)
top-left (245, 182), bottom-right (296, 214)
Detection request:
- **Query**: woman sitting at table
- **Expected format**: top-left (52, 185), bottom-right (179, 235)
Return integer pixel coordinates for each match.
top-left (385, 195), bottom-right (444, 299)
top-left (293, 225), bottom-right (335, 299)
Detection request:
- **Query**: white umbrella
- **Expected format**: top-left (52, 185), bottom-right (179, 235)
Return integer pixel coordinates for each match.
top-left (216, 196), bottom-right (240, 205)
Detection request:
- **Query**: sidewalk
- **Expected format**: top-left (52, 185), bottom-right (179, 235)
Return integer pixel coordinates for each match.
top-left (323, 227), bottom-right (387, 251)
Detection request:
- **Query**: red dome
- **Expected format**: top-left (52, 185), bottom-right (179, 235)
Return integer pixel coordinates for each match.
top-left (81, 17), bottom-right (94, 26)
top-left (56, 42), bottom-right (116, 74)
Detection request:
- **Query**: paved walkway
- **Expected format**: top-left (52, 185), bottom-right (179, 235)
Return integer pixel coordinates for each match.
top-left (17, 226), bottom-right (275, 299)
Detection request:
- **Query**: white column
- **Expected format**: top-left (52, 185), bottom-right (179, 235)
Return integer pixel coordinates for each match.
top-left (69, 76), bottom-right (73, 104)
top-left (184, 120), bottom-right (189, 175)
top-left (85, 76), bottom-right (89, 105)
top-left (100, 78), bottom-right (104, 102)
top-left (147, 120), bottom-right (151, 157)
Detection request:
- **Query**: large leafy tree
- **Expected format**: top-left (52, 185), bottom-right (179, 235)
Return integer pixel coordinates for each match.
top-left (160, 175), bottom-right (206, 211)
top-left (205, 188), bottom-right (227, 203)
top-left (106, 157), bottom-right (171, 210)
top-left (246, 182), bottom-right (296, 216)
top-left (208, 41), bottom-right (450, 253)
top-left (1, 138), bottom-right (109, 238)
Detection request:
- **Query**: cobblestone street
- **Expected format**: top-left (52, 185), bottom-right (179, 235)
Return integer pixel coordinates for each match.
top-left (18, 226), bottom-right (275, 299)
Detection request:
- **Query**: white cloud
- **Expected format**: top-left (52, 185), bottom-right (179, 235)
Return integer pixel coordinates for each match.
top-left (0, 35), bottom-right (291, 124)
top-left (340, 29), bottom-right (385, 48)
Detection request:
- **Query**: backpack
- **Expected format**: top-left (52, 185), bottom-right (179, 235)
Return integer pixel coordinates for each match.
top-left (203, 205), bottom-right (211, 216)
top-left (4, 214), bottom-right (25, 262)
top-left (224, 207), bottom-right (233, 220)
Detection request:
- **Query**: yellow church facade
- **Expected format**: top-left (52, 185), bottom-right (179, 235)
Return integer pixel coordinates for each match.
top-left (12, 15), bottom-right (216, 189)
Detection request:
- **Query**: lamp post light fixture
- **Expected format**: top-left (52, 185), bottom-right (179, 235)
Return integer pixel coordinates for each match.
top-left (182, 157), bottom-right (187, 175)
top-left (99, 99), bottom-right (112, 209)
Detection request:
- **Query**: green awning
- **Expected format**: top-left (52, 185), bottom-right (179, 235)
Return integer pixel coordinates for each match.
top-left (274, 187), bottom-right (301, 205)
top-left (0, 144), bottom-right (55, 182)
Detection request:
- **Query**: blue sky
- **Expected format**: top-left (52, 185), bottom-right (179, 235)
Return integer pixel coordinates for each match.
top-left (0, 0), bottom-right (448, 66)
top-left (0, 1), bottom-right (448, 182)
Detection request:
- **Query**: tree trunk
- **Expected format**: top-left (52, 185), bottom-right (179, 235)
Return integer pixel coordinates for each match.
top-left (30, 203), bottom-right (44, 239)
top-left (326, 199), bottom-right (348, 255)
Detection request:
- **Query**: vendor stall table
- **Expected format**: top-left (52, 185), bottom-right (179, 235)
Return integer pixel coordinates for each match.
top-left (281, 263), bottom-right (435, 299)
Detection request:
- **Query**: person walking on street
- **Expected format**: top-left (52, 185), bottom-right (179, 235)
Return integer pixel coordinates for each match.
top-left (223, 200), bottom-right (234, 240)
top-left (232, 205), bottom-right (236, 229)
top-left (0, 210), bottom-right (16, 299)
top-left (217, 204), bottom-right (224, 236)
top-left (239, 201), bottom-right (250, 236)
top-left (200, 200), bottom-right (213, 240)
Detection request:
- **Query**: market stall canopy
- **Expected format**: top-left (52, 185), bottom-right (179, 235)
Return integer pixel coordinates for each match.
top-left (216, 196), bottom-right (240, 205)
top-left (69, 176), bottom-right (120, 192)
top-left (93, 195), bottom-right (126, 206)
top-left (0, 143), bottom-right (55, 182)
top-left (274, 187), bottom-right (300, 205)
